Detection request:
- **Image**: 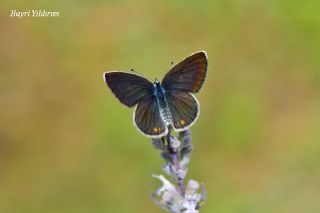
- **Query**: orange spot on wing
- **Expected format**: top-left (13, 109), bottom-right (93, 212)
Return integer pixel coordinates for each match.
top-left (153, 127), bottom-right (161, 134)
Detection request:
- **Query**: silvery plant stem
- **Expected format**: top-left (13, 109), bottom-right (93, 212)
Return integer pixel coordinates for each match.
top-left (174, 153), bottom-right (185, 197)
top-left (152, 129), bottom-right (206, 213)
top-left (167, 132), bottom-right (185, 197)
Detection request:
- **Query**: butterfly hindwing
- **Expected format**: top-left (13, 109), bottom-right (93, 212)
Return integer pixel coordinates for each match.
top-left (162, 51), bottom-right (208, 93)
top-left (134, 97), bottom-right (168, 137)
top-left (104, 72), bottom-right (154, 107)
top-left (166, 91), bottom-right (199, 131)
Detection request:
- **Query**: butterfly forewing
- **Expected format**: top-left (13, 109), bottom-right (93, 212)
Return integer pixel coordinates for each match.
top-left (162, 51), bottom-right (208, 93)
top-left (134, 97), bottom-right (168, 137)
top-left (166, 91), bottom-right (199, 131)
top-left (104, 72), bottom-right (154, 107)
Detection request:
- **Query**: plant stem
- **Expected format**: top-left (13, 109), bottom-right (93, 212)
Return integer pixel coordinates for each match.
top-left (167, 129), bottom-right (185, 197)
top-left (174, 153), bottom-right (185, 197)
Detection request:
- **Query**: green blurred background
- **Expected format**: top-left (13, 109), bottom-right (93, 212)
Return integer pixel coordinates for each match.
top-left (1, 0), bottom-right (320, 212)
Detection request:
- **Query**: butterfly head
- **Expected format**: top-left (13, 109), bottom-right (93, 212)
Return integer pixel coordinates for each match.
top-left (154, 78), bottom-right (163, 91)
top-left (154, 77), bottom-right (160, 84)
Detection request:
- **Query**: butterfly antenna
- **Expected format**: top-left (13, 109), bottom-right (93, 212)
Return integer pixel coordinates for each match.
top-left (130, 68), bottom-right (144, 75)
top-left (129, 68), bottom-right (153, 82)
top-left (161, 61), bottom-right (175, 79)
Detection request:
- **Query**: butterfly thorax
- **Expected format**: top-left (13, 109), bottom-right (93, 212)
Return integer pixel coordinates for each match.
top-left (153, 81), bottom-right (173, 127)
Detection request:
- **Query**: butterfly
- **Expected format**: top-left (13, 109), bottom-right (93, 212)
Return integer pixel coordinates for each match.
top-left (103, 51), bottom-right (208, 138)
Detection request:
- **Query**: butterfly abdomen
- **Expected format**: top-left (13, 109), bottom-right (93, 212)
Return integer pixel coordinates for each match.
top-left (154, 82), bottom-right (173, 127)
top-left (159, 105), bottom-right (172, 126)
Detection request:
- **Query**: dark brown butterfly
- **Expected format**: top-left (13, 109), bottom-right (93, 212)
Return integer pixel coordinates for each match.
top-left (103, 51), bottom-right (208, 138)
